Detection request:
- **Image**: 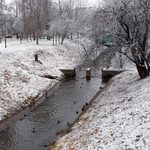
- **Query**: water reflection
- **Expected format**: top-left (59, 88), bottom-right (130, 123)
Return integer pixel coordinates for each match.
top-left (0, 66), bottom-right (102, 150)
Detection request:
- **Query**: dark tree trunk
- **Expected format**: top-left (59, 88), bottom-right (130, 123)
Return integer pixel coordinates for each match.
top-left (61, 35), bottom-right (65, 44)
top-left (33, 31), bottom-right (36, 41)
top-left (58, 34), bottom-right (61, 44)
top-left (36, 36), bottom-right (39, 45)
top-left (136, 64), bottom-right (149, 79)
top-left (16, 33), bottom-right (19, 39)
top-left (131, 46), bottom-right (149, 78)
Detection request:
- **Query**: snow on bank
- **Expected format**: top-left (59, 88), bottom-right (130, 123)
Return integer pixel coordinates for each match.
top-left (52, 69), bottom-right (150, 150)
top-left (0, 38), bottom-right (90, 121)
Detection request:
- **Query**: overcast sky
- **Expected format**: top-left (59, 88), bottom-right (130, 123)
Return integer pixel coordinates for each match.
top-left (5, 0), bottom-right (100, 7)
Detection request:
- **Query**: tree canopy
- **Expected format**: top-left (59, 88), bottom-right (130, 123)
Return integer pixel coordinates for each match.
top-left (92, 0), bottom-right (150, 78)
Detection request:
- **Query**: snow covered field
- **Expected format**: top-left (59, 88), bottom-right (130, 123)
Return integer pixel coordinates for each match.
top-left (0, 38), bottom-right (89, 122)
top-left (52, 69), bottom-right (150, 150)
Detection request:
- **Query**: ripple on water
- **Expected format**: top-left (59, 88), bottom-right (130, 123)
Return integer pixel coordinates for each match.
top-left (0, 66), bottom-right (102, 150)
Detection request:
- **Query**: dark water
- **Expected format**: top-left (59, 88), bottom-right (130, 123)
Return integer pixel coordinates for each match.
top-left (0, 65), bottom-right (102, 150)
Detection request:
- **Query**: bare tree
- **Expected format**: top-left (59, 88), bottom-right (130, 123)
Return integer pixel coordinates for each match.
top-left (9, 0), bottom-right (93, 46)
top-left (92, 0), bottom-right (150, 78)
top-left (0, 0), bottom-right (5, 42)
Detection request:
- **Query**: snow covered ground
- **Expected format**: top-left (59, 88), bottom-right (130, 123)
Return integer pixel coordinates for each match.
top-left (52, 68), bottom-right (150, 150)
top-left (0, 38), bottom-right (90, 122)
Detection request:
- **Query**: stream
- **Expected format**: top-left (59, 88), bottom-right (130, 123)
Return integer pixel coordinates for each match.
top-left (0, 64), bottom-right (102, 150)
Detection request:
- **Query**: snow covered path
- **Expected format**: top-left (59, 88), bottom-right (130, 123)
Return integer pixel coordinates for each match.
top-left (0, 38), bottom-right (89, 123)
top-left (52, 69), bottom-right (150, 150)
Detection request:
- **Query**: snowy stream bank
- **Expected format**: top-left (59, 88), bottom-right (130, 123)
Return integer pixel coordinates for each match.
top-left (52, 69), bottom-right (150, 150)
top-left (0, 38), bottom-right (91, 130)
top-left (0, 65), bottom-right (102, 150)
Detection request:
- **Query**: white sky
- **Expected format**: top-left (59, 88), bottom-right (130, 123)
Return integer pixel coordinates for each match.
top-left (5, 0), bottom-right (12, 4)
top-left (6, 0), bottom-right (100, 7)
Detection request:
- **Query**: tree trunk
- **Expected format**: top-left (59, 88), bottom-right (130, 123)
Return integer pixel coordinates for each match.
top-left (33, 31), bottom-right (36, 41)
top-left (5, 37), bottom-right (7, 48)
top-left (58, 34), bottom-right (61, 44)
top-left (136, 65), bottom-right (149, 79)
top-left (16, 33), bottom-right (19, 39)
top-left (61, 35), bottom-right (65, 44)
top-left (55, 33), bottom-right (57, 45)
top-left (36, 36), bottom-right (39, 45)
top-left (131, 45), bottom-right (149, 78)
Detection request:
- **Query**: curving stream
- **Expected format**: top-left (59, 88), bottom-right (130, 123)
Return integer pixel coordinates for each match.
top-left (0, 65), bottom-right (102, 150)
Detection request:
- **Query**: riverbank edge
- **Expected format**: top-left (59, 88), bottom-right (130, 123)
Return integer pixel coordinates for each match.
top-left (0, 80), bottom-right (62, 132)
top-left (49, 78), bottom-right (113, 149)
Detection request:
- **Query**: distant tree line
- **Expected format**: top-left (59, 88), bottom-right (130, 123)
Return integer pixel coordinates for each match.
top-left (1, 0), bottom-right (95, 45)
